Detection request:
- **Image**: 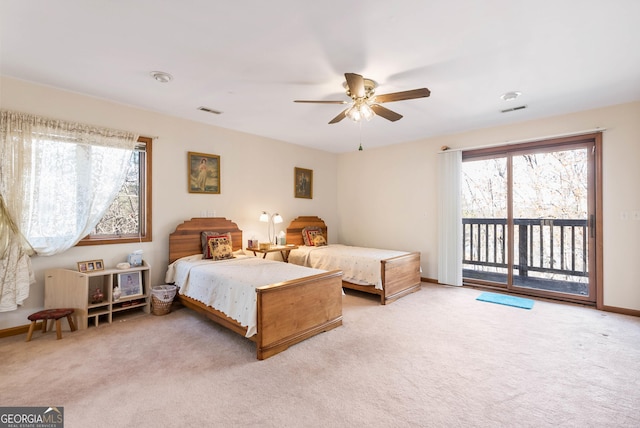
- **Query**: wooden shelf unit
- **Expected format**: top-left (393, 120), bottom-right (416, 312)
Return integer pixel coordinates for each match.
top-left (45, 263), bottom-right (151, 329)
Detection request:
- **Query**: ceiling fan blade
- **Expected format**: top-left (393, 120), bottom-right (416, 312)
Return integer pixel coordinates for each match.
top-left (328, 109), bottom-right (348, 124)
top-left (294, 100), bottom-right (348, 104)
top-left (370, 104), bottom-right (403, 122)
top-left (374, 88), bottom-right (431, 103)
top-left (344, 73), bottom-right (365, 99)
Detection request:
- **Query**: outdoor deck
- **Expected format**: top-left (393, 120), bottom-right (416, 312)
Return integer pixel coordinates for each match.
top-left (463, 217), bottom-right (590, 297)
top-left (463, 269), bottom-right (588, 295)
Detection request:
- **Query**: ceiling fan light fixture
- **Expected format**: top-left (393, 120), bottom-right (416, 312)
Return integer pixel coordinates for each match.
top-left (346, 100), bottom-right (374, 122)
top-left (150, 71), bottom-right (173, 83)
top-left (345, 105), bottom-right (358, 121)
top-left (360, 103), bottom-right (374, 121)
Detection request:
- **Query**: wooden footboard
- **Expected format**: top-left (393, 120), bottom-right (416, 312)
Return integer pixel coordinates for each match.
top-left (256, 270), bottom-right (343, 360)
top-left (177, 270), bottom-right (343, 360)
top-left (341, 252), bottom-right (422, 305)
top-left (380, 251), bottom-right (422, 304)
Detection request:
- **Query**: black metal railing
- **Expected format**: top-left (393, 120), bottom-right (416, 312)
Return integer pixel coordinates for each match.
top-left (462, 218), bottom-right (589, 278)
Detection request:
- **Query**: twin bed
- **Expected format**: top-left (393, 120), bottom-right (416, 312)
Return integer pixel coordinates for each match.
top-left (167, 217), bottom-right (343, 360)
top-left (166, 216), bottom-right (421, 360)
top-left (286, 216), bottom-right (422, 305)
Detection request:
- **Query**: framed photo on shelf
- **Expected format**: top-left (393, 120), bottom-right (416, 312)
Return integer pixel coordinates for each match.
top-left (77, 259), bottom-right (104, 273)
top-left (117, 271), bottom-right (143, 298)
top-left (188, 151), bottom-right (220, 194)
top-left (294, 167), bottom-right (313, 199)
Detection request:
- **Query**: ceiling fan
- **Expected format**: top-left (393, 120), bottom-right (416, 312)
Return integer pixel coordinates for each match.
top-left (294, 72), bottom-right (430, 124)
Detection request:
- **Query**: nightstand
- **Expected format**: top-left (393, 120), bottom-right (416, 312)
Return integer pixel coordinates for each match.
top-left (246, 245), bottom-right (298, 262)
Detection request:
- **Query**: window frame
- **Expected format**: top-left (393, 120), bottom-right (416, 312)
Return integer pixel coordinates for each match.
top-left (76, 136), bottom-right (152, 246)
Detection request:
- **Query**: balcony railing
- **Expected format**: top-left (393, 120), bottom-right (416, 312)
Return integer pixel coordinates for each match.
top-left (463, 218), bottom-right (589, 280)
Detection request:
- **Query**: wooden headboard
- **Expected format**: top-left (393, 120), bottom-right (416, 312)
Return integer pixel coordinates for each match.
top-left (285, 216), bottom-right (328, 246)
top-left (168, 217), bottom-right (243, 263)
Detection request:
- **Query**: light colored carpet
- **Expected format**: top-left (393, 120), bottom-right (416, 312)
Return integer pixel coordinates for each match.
top-left (2, 283), bottom-right (639, 428)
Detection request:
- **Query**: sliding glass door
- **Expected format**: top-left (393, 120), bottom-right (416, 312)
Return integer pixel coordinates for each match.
top-left (462, 134), bottom-right (601, 304)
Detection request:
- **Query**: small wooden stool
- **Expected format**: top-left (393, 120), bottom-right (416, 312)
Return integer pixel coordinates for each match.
top-left (26, 308), bottom-right (77, 341)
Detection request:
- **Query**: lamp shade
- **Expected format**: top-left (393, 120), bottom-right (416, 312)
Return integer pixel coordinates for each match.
top-left (259, 211), bottom-right (269, 222)
top-left (273, 213), bottom-right (283, 224)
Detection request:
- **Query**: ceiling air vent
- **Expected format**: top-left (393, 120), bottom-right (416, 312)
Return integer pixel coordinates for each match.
top-left (198, 106), bottom-right (223, 115)
top-left (501, 105), bottom-right (527, 113)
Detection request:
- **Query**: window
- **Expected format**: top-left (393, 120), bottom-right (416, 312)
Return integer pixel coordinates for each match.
top-left (77, 136), bottom-right (152, 245)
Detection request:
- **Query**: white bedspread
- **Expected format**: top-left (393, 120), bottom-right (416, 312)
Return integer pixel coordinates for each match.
top-left (165, 254), bottom-right (327, 337)
top-left (288, 244), bottom-right (409, 290)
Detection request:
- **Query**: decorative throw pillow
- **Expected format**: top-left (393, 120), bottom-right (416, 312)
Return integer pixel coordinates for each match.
top-left (208, 236), bottom-right (234, 260)
top-left (201, 231), bottom-right (232, 259)
top-left (312, 234), bottom-right (327, 246)
top-left (302, 226), bottom-right (324, 246)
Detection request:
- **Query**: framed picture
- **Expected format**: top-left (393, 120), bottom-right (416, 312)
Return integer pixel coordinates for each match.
top-left (294, 167), bottom-right (313, 199)
top-left (117, 271), bottom-right (143, 298)
top-left (77, 259), bottom-right (104, 272)
top-left (188, 151), bottom-right (220, 194)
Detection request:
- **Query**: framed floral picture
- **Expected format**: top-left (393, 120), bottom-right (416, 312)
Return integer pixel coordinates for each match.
top-left (294, 167), bottom-right (313, 199)
top-left (188, 151), bottom-right (220, 194)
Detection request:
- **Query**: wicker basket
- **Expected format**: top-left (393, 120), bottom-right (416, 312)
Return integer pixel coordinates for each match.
top-left (151, 285), bottom-right (177, 316)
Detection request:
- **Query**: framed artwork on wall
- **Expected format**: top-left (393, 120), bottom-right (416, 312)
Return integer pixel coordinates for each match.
top-left (188, 151), bottom-right (220, 194)
top-left (294, 167), bottom-right (313, 199)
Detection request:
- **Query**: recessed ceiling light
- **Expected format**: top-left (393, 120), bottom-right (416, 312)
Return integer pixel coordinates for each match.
top-left (150, 71), bottom-right (173, 83)
top-left (500, 91), bottom-right (521, 101)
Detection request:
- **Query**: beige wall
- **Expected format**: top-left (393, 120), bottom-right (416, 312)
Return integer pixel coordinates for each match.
top-left (2, 76), bottom-right (638, 329)
top-left (337, 101), bottom-right (640, 311)
top-left (0, 77), bottom-right (338, 329)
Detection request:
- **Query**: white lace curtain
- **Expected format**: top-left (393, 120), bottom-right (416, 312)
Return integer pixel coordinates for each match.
top-left (0, 110), bottom-right (138, 310)
top-left (0, 194), bottom-right (34, 311)
top-left (0, 110), bottom-right (138, 255)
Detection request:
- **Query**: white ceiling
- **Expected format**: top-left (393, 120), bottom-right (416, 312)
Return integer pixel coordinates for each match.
top-left (2, 1), bottom-right (640, 153)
